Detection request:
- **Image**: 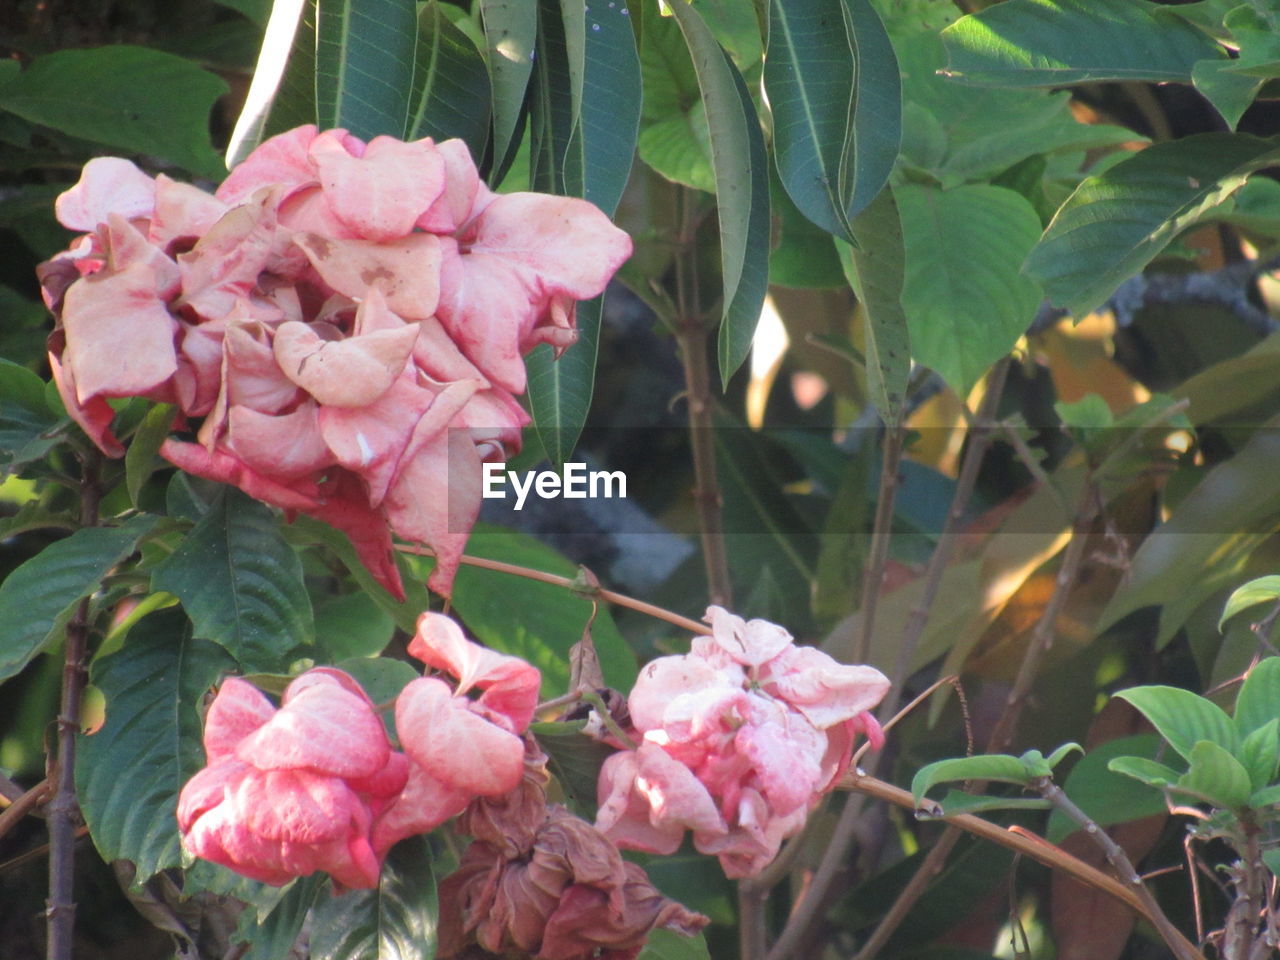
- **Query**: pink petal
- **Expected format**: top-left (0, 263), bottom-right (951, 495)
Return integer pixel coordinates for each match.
top-left (227, 401), bottom-right (335, 479)
top-left (300, 470), bottom-right (406, 602)
top-left (634, 742), bottom-right (727, 836)
top-left (55, 156), bottom-right (156, 230)
top-left (216, 124), bottom-right (320, 207)
top-left (233, 768), bottom-right (367, 843)
top-left (101, 214), bottom-right (180, 297)
top-left (371, 758), bottom-right (471, 855)
top-left (61, 261), bottom-right (178, 403)
top-left (173, 318), bottom-right (226, 417)
top-left (734, 713), bottom-right (824, 817)
top-left (411, 314), bottom-right (487, 383)
top-left (758, 647), bottom-right (890, 729)
top-left (415, 138), bottom-right (486, 233)
top-left (395, 676), bottom-right (526, 796)
top-left (221, 317), bottom-right (302, 414)
top-left (311, 134), bottom-right (445, 241)
top-left (272, 310), bottom-right (417, 407)
top-left (203, 676), bottom-right (276, 761)
top-left (175, 197), bottom-right (278, 323)
top-left (160, 438), bottom-right (321, 512)
top-left (295, 232), bottom-right (442, 319)
top-left (701, 605), bottom-right (793, 668)
top-left (47, 352), bottom-right (123, 457)
top-left (149, 175), bottom-right (228, 248)
top-left (627, 655), bottom-right (735, 735)
top-left (595, 751), bottom-right (686, 856)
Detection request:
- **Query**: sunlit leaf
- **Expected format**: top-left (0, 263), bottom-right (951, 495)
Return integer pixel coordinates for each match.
top-left (235, 877), bottom-right (323, 960)
top-left (1236, 718), bottom-right (1279, 792)
top-left (1178, 739), bottom-right (1252, 809)
top-left (1047, 734), bottom-right (1168, 842)
top-left (911, 753), bottom-right (1039, 805)
top-left (1219, 576), bottom-right (1280, 632)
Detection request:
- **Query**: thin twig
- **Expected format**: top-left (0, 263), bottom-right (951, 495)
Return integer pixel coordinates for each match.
top-left (0, 779), bottom-right (51, 842)
top-left (395, 545), bottom-right (710, 636)
top-left (852, 425), bottom-right (905, 664)
top-left (47, 451), bottom-right (101, 960)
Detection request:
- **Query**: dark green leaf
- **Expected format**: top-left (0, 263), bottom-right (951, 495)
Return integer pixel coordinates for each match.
top-left (125, 403), bottom-right (174, 508)
top-left (408, 2), bottom-right (491, 158)
top-left (1114, 685), bottom-right (1239, 761)
top-left (526, 300), bottom-right (601, 469)
top-left (769, 170), bottom-right (847, 288)
top-left (1179, 739), bottom-right (1252, 808)
top-left (0, 516), bottom-right (157, 683)
top-left (1024, 133), bottom-right (1280, 317)
top-left (765, 0), bottom-right (899, 239)
top-left (310, 837), bottom-right (437, 960)
top-left (940, 0), bottom-right (1225, 87)
top-left (897, 183), bottom-right (1042, 396)
top-left (479, 0), bottom-right (537, 181)
top-left (532, 719), bottom-right (617, 817)
top-left (665, 0), bottom-right (770, 387)
top-left (152, 488), bottom-right (313, 673)
top-left (1048, 734), bottom-right (1169, 842)
top-left (0, 47), bottom-right (228, 177)
top-left (1235, 657), bottom-right (1280, 736)
top-left (315, 0), bottom-right (418, 139)
top-left (1219, 576), bottom-right (1280, 632)
top-left (315, 592), bottom-right (396, 660)
top-left (911, 754), bottom-right (1038, 805)
top-left (77, 609), bottom-right (237, 882)
top-left (232, 0), bottom-right (320, 166)
top-left (235, 877), bottom-right (323, 960)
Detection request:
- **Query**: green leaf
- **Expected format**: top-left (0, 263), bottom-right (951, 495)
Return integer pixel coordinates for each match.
top-left (0, 47), bottom-right (228, 178)
top-left (0, 516), bottom-right (158, 683)
top-left (1264, 849), bottom-right (1280, 879)
top-left (1220, 576), bottom-right (1280, 632)
top-left (310, 837), bottom-right (437, 960)
top-left (897, 183), bottom-right (1042, 396)
top-left (1235, 657), bottom-right (1280, 736)
top-left (637, 928), bottom-right (712, 960)
top-left (1055, 394), bottom-right (1113, 431)
top-left (840, 187), bottom-right (911, 425)
top-left (918, 789), bottom-right (1051, 818)
top-left (940, 0), bottom-right (1225, 87)
top-left (532, 719), bottom-right (617, 817)
top-left (407, 2), bottom-right (492, 158)
top-left (1179, 739), bottom-right (1252, 809)
top-left (769, 170), bottom-right (847, 288)
top-left (637, 7), bottom-right (713, 192)
top-left (1107, 755), bottom-right (1184, 790)
top-left (910, 753), bottom-right (1038, 805)
top-left (235, 877), bottom-right (323, 960)
top-left (410, 525), bottom-right (637, 698)
top-left (1192, 6), bottom-right (1280, 129)
top-left (526, 301), bottom-right (601, 469)
top-left (337, 657), bottom-right (420, 737)
top-left (152, 488), bottom-right (313, 673)
top-left (765, 0), bottom-right (900, 239)
top-left (1024, 133), bottom-right (1280, 317)
top-left (479, 0), bottom-right (537, 182)
top-left (1048, 735), bottom-right (1169, 842)
top-left (665, 0), bottom-right (770, 387)
top-left (314, 592), bottom-right (396, 660)
top-left (315, 0), bottom-right (418, 139)
top-left (1114, 685), bottom-right (1239, 761)
top-left (1251, 784), bottom-right (1280, 808)
top-left (77, 609), bottom-right (237, 882)
top-left (0, 359), bottom-right (64, 471)
top-left (1236, 718), bottom-right (1279, 792)
top-left (231, 0), bottom-right (319, 166)
top-left (125, 403), bottom-right (174, 508)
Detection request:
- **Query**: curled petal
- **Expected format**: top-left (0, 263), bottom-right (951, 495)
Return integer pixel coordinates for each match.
top-left (415, 138), bottom-right (486, 233)
top-left (395, 676), bottom-right (526, 796)
top-left (296, 232), bottom-right (441, 319)
top-left (227, 401), bottom-right (334, 479)
top-left (627, 655), bottom-right (736, 735)
top-left (150, 175), bottom-right (228, 248)
top-left (48, 352), bottom-right (123, 457)
top-left (595, 744), bottom-right (726, 856)
top-left (216, 124), bottom-right (321, 207)
top-left (55, 156), bottom-right (156, 230)
top-left (312, 134), bottom-right (445, 241)
top-left (273, 313), bottom-right (417, 407)
top-left (303, 470), bottom-right (406, 602)
top-left (203, 676), bottom-right (275, 761)
top-left (701, 605), bottom-right (793, 668)
top-left (371, 759), bottom-right (472, 855)
top-left (160, 439), bottom-right (321, 512)
top-left (758, 647), bottom-right (890, 729)
top-left (233, 768), bottom-right (367, 843)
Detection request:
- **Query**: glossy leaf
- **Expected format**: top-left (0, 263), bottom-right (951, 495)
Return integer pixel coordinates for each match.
top-left (1179, 739), bottom-right (1252, 809)
top-left (125, 403), bottom-right (174, 508)
top-left (1024, 133), bottom-right (1280, 317)
top-left (897, 183), bottom-right (1042, 396)
top-left (666, 0), bottom-right (770, 387)
top-left (940, 0), bottom-right (1225, 87)
top-left (152, 488), bottom-right (313, 673)
top-left (1219, 576), bottom-right (1280, 632)
top-left (911, 753), bottom-right (1039, 805)
top-left (0, 515), bottom-right (157, 683)
top-left (408, 2), bottom-right (491, 158)
top-left (765, 0), bottom-right (900, 239)
top-left (531, 719), bottom-right (617, 817)
top-left (479, 0), bottom-right (537, 181)
top-left (314, 0), bottom-right (417, 139)
top-left (1048, 735), bottom-right (1169, 842)
top-left (1114, 685), bottom-right (1239, 761)
top-left (310, 837), bottom-right (437, 960)
top-left (76, 609), bottom-right (237, 882)
top-left (1234, 657), bottom-right (1280, 737)
top-left (526, 302), bottom-right (601, 469)
top-left (1107, 755), bottom-right (1184, 790)
top-left (0, 47), bottom-right (228, 178)
top-left (235, 877), bottom-right (323, 960)
top-left (1236, 718), bottom-right (1279, 792)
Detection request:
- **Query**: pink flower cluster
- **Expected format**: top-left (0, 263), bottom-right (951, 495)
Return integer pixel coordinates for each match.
top-left (595, 606), bottom-right (890, 877)
top-left (40, 127), bottom-right (632, 597)
top-left (177, 612), bottom-right (540, 889)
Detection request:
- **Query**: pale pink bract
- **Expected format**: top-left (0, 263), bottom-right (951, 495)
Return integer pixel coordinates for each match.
top-left (596, 606), bottom-right (890, 878)
top-left (41, 126), bottom-right (632, 598)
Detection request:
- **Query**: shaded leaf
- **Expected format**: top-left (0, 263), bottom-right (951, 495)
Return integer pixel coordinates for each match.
top-left (152, 488), bottom-right (313, 673)
top-left (125, 403), bottom-right (174, 508)
top-left (479, 0), bottom-right (537, 181)
top-left (941, 0), bottom-right (1225, 87)
top-left (1106, 755), bottom-right (1184, 790)
top-left (531, 719), bottom-right (616, 817)
top-left (1114, 685), bottom-right (1239, 761)
top-left (1025, 133), bottom-right (1280, 317)
top-left (235, 877), bottom-right (323, 960)
top-left (315, 0), bottom-right (418, 139)
top-left (77, 609), bottom-right (236, 882)
top-left (636, 928), bottom-right (711, 960)
top-left (1048, 734), bottom-right (1169, 842)
top-left (0, 47), bottom-right (228, 177)
top-left (310, 837), bottom-right (437, 960)
top-left (0, 515), bottom-right (157, 683)
top-left (314, 591), bottom-right (396, 660)
top-left (408, 2), bottom-right (491, 158)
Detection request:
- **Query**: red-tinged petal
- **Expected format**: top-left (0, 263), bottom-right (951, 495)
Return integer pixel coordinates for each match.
top-left (47, 352), bottom-right (123, 457)
top-left (173, 318), bottom-right (225, 417)
top-left (150, 175), bottom-right (228, 248)
top-left (411, 314), bottom-right (487, 383)
top-left (371, 756), bottom-right (472, 855)
top-left (237, 671), bottom-right (389, 779)
top-left (61, 261), bottom-right (178, 403)
top-left (300, 470), bottom-right (406, 602)
top-left (415, 138), bottom-right (486, 233)
top-left (227, 401), bottom-right (335, 479)
top-left (177, 758), bottom-right (246, 831)
top-left (396, 677), bottom-right (525, 796)
top-left (273, 315), bottom-right (417, 407)
top-left (311, 134), bottom-right (445, 241)
top-left (222, 317), bottom-right (302, 414)
top-left (633, 743), bottom-right (726, 837)
top-left (160, 439), bottom-right (321, 512)
top-left (295, 232), bottom-right (442, 319)
top-left (758, 647), bottom-right (890, 730)
top-left (180, 795), bottom-right (297, 886)
top-left (232, 768), bottom-right (367, 843)
top-left (734, 714), bottom-right (824, 818)
top-left (216, 124), bottom-right (320, 207)
top-left (101, 214), bottom-right (180, 297)
top-left (203, 676), bottom-right (276, 761)
top-left (176, 197), bottom-right (278, 322)
top-left (854, 710), bottom-right (885, 751)
top-left (347, 750), bottom-right (410, 804)
top-left (328, 833), bottom-right (383, 890)
top-left (451, 387), bottom-right (529, 453)
top-left (627, 655), bottom-right (733, 735)
top-left (55, 156), bottom-right (156, 230)
top-left (692, 791), bottom-right (805, 879)
top-left (407, 613), bottom-right (540, 732)
top-left (595, 751), bottom-right (683, 856)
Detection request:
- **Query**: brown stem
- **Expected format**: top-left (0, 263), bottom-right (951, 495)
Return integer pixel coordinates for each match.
top-left (395, 545), bottom-right (710, 636)
top-left (0, 778), bottom-right (51, 843)
top-left (1034, 777), bottom-right (1203, 960)
top-left (47, 452), bottom-right (101, 960)
top-left (852, 425), bottom-right (905, 664)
